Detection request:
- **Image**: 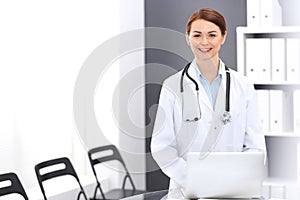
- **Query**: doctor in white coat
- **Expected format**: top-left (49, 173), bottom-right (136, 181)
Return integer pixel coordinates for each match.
top-left (151, 8), bottom-right (266, 191)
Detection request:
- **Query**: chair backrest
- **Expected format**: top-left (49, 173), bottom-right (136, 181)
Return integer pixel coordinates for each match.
top-left (0, 172), bottom-right (29, 200)
top-left (88, 145), bottom-right (136, 190)
top-left (35, 157), bottom-right (87, 200)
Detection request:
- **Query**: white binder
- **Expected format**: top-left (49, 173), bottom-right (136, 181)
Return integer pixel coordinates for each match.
top-left (256, 90), bottom-right (270, 133)
top-left (247, 0), bottom-right (261, 26)
top-left (298, 143), bottom-right (300, 181)
top-left (246, 38), bottom-right (258, 81)
top-left (271, 38), bottom-right (285, 82)
top-left (269, 90), bottom-right (283, 132)
top-left (246, 38), bottom-right (271, 83)
top-left (286, 38), bottom-right (300, 82)
top-left (294, 90), bottom-right (300, 133)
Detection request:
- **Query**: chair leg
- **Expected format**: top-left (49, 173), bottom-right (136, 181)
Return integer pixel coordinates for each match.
top-left (77, 183), bottom-right (88, 200)
top-left (77, 191), bottom-right (82, 200)
top-left (83, 191), bottom-right (88, 200)
top-left (77, 190), bottom-right (88, 200)
top-left (122, 175), bottom-right (136, 191)
top-left (93, 184), bottom-right (106, 200)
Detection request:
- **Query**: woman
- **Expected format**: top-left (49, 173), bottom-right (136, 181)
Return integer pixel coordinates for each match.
top-left (150, 8), bottom-right (266, 191)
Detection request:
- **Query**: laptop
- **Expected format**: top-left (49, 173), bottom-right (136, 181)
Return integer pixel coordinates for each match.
top-left (183, 152), bottom-right (265, 199)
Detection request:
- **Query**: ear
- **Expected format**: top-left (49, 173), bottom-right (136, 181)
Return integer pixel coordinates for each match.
top-left (221, 31), bottom-right (227, 45)
top-left (186, 32), bottom-right (190, 46)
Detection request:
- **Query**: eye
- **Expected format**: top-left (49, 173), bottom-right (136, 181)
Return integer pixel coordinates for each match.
top-left (193, 34), bottom-right (201, 38)
top-left (208, 34), bottom-right (216, 37)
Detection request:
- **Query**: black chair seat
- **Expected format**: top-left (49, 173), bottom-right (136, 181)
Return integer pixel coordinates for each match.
top-left (91, 189), bottom-right (145, 200)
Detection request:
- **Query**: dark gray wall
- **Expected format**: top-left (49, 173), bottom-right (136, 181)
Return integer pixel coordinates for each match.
top-left (145, 0), bottom-right (247, 191)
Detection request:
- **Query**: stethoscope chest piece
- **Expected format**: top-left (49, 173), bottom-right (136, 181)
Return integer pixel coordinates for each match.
top-left (222, 111), bottom-right (231, 125)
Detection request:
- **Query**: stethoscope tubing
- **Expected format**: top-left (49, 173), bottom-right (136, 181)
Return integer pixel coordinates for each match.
top-left (180, 62), bottom-right (231, 112)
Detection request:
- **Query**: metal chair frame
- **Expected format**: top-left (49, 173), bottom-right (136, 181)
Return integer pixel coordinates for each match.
top-left (35, 157), bottom-right (88, 200)
top-left (88, 145), bottom-right (145, 200)
top-left (0, 172), bottom-right (29, 200)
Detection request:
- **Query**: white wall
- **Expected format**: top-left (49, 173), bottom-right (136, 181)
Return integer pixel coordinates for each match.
top-left (119, 0), bottom-right (146, 190)
top-left (0, 0), bottom-right (122, 198)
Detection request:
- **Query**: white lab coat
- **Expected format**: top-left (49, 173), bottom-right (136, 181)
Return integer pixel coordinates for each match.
top-left (150, 60), bottom-right (266, 190)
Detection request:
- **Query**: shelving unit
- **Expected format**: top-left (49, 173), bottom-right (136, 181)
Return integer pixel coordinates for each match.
top-left (237, 26), bottom-right (300, 199)
top-left (237, 26), bottom-right (300, 136)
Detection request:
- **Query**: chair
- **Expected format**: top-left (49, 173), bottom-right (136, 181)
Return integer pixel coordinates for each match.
top-left (0, 172), bottom-right (29, 200)
top-left (35, 157), bottom-right (88, 200)
top-left (88, 145), bottom-right (146, 200)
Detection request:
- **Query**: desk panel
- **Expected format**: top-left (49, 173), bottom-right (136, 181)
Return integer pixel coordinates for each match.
top-left (121, 190), bottom-right (168, 200)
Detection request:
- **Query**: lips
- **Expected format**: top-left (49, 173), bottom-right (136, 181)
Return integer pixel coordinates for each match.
top-left (198, 48), bottom-right (212, 53)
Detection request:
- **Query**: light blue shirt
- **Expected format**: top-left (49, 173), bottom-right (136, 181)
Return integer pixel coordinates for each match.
top-left (192, 60), bottom-right (223, 109)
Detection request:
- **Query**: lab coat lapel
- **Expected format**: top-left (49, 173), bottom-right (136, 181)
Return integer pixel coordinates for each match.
top-left (184, 66), bottom-right (213, 111)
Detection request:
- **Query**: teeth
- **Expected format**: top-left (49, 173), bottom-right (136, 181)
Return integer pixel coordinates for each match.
top-left (199, 48), bottom-right (211, 53)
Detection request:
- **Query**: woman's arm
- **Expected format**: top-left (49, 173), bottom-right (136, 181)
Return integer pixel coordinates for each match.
top-left (150, 84), bottom-right (187, 188)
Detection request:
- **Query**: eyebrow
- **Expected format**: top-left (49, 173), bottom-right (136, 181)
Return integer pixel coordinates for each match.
top-left (192, 30), bottom-right (218, 34)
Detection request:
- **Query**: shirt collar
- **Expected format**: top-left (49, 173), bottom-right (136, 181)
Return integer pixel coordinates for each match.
top-left (191, 59), bottom-right (225, 80)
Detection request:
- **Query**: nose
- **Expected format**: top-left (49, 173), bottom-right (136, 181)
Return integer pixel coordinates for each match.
top-left (200, 36), bottom-right (208, 45)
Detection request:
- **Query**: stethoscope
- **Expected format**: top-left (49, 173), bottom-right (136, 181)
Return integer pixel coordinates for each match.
top-left (180, 62), bottom-right (232, 125)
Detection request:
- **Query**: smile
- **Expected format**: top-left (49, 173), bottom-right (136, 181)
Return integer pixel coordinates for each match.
top-left (198, 48), bottom-right (212, 53)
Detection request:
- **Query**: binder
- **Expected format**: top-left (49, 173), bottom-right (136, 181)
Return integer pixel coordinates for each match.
top-left (247, 0), bottom-right (261, 26)
top-left (246, 38), bottom-right (271, 82)
top-left (298, 143), bottom-right (300, 181)
top-left (256, 90), bottom-right (270, 133)
top-left (260, 0), bottom-right (282, 26)
top-left (271, 38), bottom-right (285, 82)
top-left (294, 90), bottom-right (300, 133)
top-left (246, 38), bottom-right (258, 80)
top-left (286, 38), bottom-right (300, 82)
top-left (269, 90), bottom-right (283, 132)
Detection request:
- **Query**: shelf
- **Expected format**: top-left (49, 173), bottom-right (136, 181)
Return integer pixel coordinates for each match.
top-left (255, 83), bottom-right (300, 90)
top-left (237, 26), bottom-right (300, 34)
top-left (263, 177), bottom-right (300, 186)
top-left (265, 132), bottom-right (300, 137)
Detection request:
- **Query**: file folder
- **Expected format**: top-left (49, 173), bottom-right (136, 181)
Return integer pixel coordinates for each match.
top-left (256, 90), bottom-right (270, 133)
top-left (269, 90), bottom-right (283, 132)
top-left (246, 38), bottom-right (271, 82)
top-left (298, 143), bottom-right (300, 181)
top-left (246, 38), bottom-right (258, 80)
top-left (247, 0), bottom-right (261, 26)
top-left (286, 38), bottom-right (300, 82)
top-left (294, 90), bottom-right (300, 133)
top-left (271, 38), bottom-right (285, 82)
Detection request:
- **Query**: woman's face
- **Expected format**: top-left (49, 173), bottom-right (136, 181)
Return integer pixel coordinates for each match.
top-left (186, 19), bottom-right (226, 62)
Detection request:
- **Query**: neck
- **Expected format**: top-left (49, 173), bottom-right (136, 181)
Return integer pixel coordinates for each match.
top-left (196, 58), bottom-right (220, 83)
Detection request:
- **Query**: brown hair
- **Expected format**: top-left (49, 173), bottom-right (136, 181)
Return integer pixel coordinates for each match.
top-left (186, 8), bottom-right (227, 36)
